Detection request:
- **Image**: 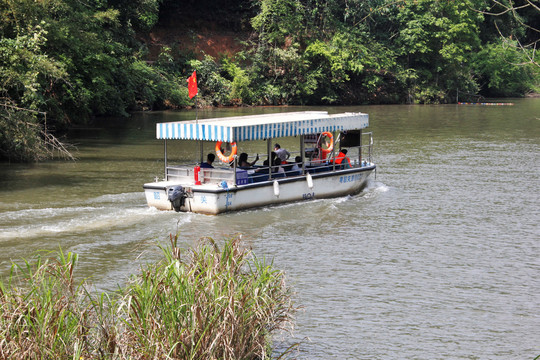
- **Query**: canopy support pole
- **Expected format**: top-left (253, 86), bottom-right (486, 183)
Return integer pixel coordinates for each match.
top-left (199, 141), bottom-right (204, 165)
top-left (332, 132), bottom-right (336, 171)
top-left (195, 96), bottom-right (203, 164)
top-left (267, 138), bottom-right (272, 180)
top-left (164, 140), bottom-right (167, 180)
top-left (300, 135), bottom-right (305, 174)
top-left (359, 130), bottom-right (362, 166)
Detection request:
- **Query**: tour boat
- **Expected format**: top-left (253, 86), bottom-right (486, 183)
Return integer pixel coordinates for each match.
top-left (143, 111), bottom-right (375, 214)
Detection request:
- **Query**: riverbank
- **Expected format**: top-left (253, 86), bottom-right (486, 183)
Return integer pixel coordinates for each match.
top-left (0, 235), bottom-right (295, 359)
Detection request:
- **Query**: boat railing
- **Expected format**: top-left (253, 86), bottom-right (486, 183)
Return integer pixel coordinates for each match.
top-left (166, 165), bottom-right (237, 185)
top-left (200, 168), bottom-right (240, 185)
top-left (361, 131), bottom-right (374, 164)
top-left (165, 166), bottom-right (192, 182)
top-left (165, 131), bottom-right (374, 186)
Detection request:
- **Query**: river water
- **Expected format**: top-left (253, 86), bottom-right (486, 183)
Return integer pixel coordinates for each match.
top-left (1, 100), bottom-right (539, 359)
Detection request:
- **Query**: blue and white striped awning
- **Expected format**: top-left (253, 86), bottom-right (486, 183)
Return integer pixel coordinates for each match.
top-left (156, 111), bottom-right (369, 142)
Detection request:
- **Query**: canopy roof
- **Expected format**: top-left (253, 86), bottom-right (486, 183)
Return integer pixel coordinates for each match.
top-left (156, 111), bottom-right (369, 142)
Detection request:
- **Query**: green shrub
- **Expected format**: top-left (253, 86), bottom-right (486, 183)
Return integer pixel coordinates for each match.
top-left (221, 57), bottom-right (254, 105)
top-left (118, 234), bottom-right (295, 359)
top-left (473, 40), bottom-right (540, 97)
top-left (0, 106), bottom-right (44, 162)
top-left (0, 250), bottom-right (91, 359)
top-left (0, 235), bottom-right (295, 359)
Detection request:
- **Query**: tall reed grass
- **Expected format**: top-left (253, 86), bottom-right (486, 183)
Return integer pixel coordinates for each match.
top-left (0, 235), bottom-right (295, 359)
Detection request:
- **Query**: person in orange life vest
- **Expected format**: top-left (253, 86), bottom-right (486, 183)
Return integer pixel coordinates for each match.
top-left (334, 149), bottom-right (352, 169)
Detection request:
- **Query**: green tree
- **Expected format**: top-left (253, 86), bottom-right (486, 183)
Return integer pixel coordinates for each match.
top-left (473, 40), bottom-right (539, 96)
top-left (303, 32), bottom-right (366, 104)
top-left (0, 0), bottom-right (186, 161)
top-left (251, 0), bottom-right (305, 44)
top-left (395, 0), bottom-right (485, 103)
top-left (0, 20), bottom-right (71, 161)
top-left (478, 0), bottom-right (540, 68)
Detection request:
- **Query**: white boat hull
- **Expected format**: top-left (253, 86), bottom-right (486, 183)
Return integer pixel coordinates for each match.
top-left (144, 165), bottom-right (375, 215)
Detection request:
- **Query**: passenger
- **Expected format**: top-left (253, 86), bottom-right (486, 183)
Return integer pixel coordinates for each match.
top-left (252, 152), bottom-right (277, 182)
top-left (274, 143), bottom-right (290, 164)
top-left (290, 156), bottom-right (302, 174)
top-left (334, 149), bottom-right (352, 169)
top-left (273, 157), bottom-right (285, 174)
top-left (200, 153), bottom-right (215, 168)
top-left (262, 151), bottom-right (277, 167)
top-left (255, 152), bottom-right (276, 174)
top-left (238, 152), bottom-right (259, 168)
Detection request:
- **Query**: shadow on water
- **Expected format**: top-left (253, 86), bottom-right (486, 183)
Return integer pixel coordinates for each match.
top-left (0, 172), bottom-right (86, 193)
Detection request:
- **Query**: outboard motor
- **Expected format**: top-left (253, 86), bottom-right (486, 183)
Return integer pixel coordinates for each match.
top-left (167, 186), bottom-right (187, 212)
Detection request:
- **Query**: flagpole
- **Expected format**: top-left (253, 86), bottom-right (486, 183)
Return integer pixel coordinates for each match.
top-left (188, 71), bottom-right (202, 164)
top-left (196, 95), bottom-right (203, 164)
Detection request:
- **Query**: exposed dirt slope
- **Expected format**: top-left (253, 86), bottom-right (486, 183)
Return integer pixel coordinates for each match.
top-left (140, 0), bottom-right (253, 61)
top-left (141, 23), bottom-right (249, 60)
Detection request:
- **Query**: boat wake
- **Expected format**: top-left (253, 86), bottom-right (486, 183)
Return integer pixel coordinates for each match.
top-left (0, 192), bottom-right (184, 241)
top-left (362, 179), bottom-right (389, 198)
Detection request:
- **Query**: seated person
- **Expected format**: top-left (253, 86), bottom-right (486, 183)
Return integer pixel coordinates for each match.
top-left (257, 152), bottom-right (277, 172)
top-left (334, 149), bottom-right (351, 169)
top-left (251, 154), bottom-right (283, 182)
top-left (289, 156), bottom-right (302, 175)
top-left (200, 153), bottom-right (215, 168)
top-left (238, 152), bottom-right (259, 169)
top-left (273, 157), bottom-right (285, 174)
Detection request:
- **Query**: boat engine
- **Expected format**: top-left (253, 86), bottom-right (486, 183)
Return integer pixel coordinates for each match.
top-left (167, 186), bottom-right (187, 212)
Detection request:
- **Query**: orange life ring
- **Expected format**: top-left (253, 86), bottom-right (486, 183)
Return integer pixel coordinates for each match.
top-left (320, 131), bottom-right (333, 158)
top-left (215, 141), bottom-right (237, 163)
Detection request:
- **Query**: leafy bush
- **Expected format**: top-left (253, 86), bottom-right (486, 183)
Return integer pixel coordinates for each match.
top-left (129, 60), bottom-right (189, 111)
top-left (221, 57), bottom-right (254, 104)
top-left (0, 106), bottom-right (44, 162)
top-left (473, 41), bottom-right (540, 96)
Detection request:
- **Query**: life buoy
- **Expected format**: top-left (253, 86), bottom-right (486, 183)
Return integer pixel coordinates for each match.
top-left (215, 141), bottom-right (237, 163)
top-left (320, 131), bottom-right (334, 158)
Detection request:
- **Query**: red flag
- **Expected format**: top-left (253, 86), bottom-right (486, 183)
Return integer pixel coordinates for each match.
top-left (187, 71), bottom-right (197, 99)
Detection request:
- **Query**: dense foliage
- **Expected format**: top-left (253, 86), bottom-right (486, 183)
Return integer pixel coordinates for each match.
top-left (1, 0), bottom-right (539, 161)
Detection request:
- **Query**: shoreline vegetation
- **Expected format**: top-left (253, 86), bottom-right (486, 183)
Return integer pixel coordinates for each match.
top-left (1, 0), bottom-right (539, 162)
top-left (0, 234), bottom-right (296, 359)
